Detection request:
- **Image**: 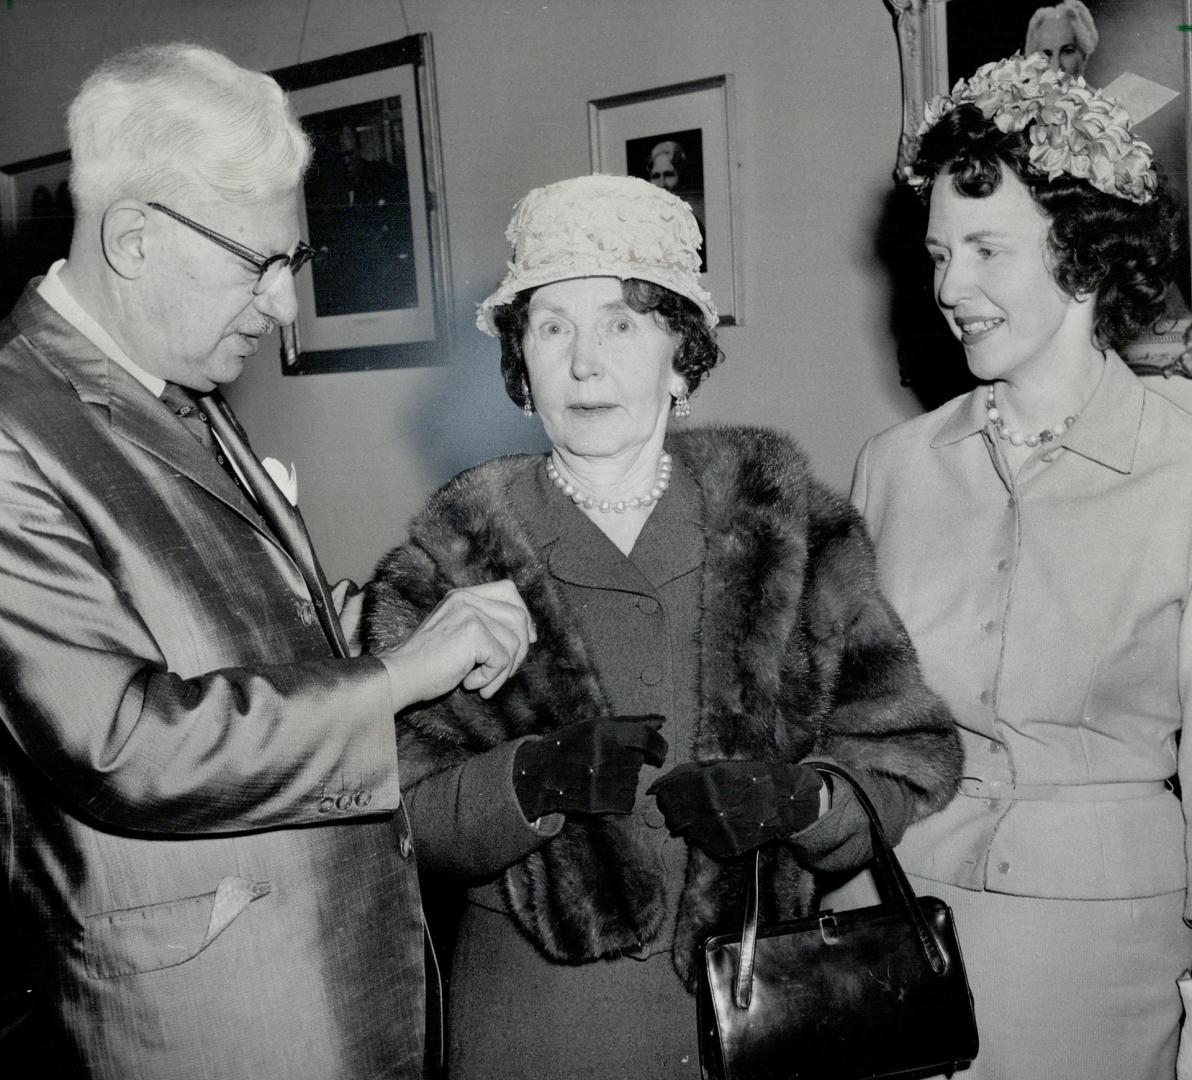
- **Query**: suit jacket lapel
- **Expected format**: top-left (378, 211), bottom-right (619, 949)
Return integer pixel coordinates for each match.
top-left (9, 284), bottom-right (282, 553)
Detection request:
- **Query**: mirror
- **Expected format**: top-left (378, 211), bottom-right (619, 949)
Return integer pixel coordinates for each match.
top-left (886, 0), bottom-right (1192, 400)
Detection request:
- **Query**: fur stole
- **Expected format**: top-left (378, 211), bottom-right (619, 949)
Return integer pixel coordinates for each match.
top-left (366, 424), bottom-right (959, 988)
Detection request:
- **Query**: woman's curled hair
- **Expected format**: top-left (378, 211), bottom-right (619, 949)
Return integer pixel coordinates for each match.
top-left (913, 103), bottom-right (1183, 350)
top-left (492, 279), bottom-right (724, 410)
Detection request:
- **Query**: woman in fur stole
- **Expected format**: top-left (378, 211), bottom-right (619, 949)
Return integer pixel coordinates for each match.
top-left (365, 174), bottom-right (962, 1079)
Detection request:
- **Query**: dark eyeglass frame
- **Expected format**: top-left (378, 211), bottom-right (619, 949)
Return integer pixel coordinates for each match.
top-left (147, 201), bottom-right (316, 294)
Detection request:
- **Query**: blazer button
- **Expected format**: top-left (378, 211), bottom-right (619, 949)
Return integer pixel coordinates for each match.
top-left (635, 596), bottom-right (660, 615)
top-left (643, 807), bottom-right (666, 829)
top-left (300, 602), bottom-right (316, 626)
top-left (317, 796), bottom-right (336, 814)
top-left (354, 790), bottom-right (372, 808)
top-left (640, 666), bottom-right (662, 686)
top-left (335, 793), bottom-right (354, 811)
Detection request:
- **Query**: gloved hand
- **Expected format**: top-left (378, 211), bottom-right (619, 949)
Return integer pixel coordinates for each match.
top-left (647, 760), bottom-right (824, 860)
top-left (513, 715), bottom-right (668, 820)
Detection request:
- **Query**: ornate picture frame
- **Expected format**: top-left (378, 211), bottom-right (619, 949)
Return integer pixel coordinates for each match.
top-left (884, 0), bottom-right (1192, 375)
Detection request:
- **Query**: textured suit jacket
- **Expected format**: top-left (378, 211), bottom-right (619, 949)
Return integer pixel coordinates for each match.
top-left (0, 284), bottom-right (423, 1079)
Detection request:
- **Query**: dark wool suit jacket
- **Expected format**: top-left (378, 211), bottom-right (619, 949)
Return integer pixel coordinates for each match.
top-left (0, 284), bottom-right (423, 1079)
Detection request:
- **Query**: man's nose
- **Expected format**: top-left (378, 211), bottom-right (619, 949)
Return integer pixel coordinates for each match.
top-left (254, 268), bottom-right (299, 327)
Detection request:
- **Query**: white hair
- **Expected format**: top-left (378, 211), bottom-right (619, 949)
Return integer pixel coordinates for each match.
top-left (1025, 1), bottom-right (1099, 61)
top-left (67, 42), bottom-right (312, 219)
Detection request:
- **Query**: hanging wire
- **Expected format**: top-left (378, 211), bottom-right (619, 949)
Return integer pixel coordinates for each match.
top-left (296, 0), bottom-right (314, 63)
top-left (397, 0), bottom-right (411, 36)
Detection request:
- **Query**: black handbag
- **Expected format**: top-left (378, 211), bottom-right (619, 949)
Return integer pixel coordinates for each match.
top-left (698, 762), bottom-right (978, 1080)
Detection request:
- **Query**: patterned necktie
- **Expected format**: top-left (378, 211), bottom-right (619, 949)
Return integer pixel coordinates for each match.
top-left (160, 382), bottom-right (247, 493)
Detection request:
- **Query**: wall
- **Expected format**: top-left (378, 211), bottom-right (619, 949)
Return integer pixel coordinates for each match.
top-left (0, 0), bottom-right (920, 581)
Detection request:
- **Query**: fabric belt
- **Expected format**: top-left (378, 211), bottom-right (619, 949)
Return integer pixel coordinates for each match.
top-left (959, 778), bottom-right (1167, 801)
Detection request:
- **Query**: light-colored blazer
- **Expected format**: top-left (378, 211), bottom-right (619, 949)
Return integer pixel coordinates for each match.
top-left (0, 285), bottom-right (422, 1079)
top-left (851, 353), bottom-right (1192, 906)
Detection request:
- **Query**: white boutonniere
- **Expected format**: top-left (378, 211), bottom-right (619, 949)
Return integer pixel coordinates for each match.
top-left (261, 457), bottom-right (299, 506)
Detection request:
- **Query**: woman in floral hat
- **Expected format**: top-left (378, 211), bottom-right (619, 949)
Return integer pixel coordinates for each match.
top-left (848, 53), bottom-right (1191, 1078)
top-left (363, 173), bottom-right (962, 1078)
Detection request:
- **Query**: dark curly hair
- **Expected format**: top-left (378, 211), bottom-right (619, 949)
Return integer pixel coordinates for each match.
top-left (491, 278), bottom-right (724, 410)
top-left (913, 103), bottom-right (1183, 350)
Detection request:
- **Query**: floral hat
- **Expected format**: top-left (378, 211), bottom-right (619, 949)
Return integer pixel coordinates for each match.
top-left (904, 52), bottom-right (1157, 205)
top-left (476, 173), bottom-right (717, 335)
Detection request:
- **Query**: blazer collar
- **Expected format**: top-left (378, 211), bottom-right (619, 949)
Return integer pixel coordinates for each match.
top-left (928, 351), bottom-right (1142, 474)
top-left (513, 451), bottom-right (704, 591)
top-left (9, 282), bottom-right (274, 536)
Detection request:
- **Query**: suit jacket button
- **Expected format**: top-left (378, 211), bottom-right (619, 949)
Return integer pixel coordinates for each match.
top-left (640, 666), bottom-right (662, 686)
top-left (643, 807), bottom-right (666, 829)
top-left (354, 790), bottom-right (372, 808)
top-left (300, 602), bottom-right (316, 626)
top-left (335, 793), bottom-right (354, 811)
top-left (318, 796), bottom-right (335, 813)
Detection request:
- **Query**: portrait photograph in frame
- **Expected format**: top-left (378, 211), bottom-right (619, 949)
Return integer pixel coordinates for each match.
top-left (885, 0), bottom-right (1192, 397)
top-left (589, 75), bottom-right (743, 325)
top-left (271, 34), bottom-right (452, 375)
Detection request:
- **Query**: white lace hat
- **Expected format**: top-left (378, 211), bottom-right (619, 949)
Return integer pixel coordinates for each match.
top-left (476, 173), bottom-right (717, 334)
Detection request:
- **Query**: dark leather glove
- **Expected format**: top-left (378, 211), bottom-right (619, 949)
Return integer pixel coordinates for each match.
top-left (513, 715), bottom-right (668, 819)
top-left (647, 760), bottom-right (824, 860)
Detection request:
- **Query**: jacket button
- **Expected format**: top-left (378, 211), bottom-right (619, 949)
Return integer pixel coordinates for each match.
top-left (636, 596), bottom-right (660, 615)
top-left (640, 666), bottom-right (662, 686)
top-left (354, 790), bottom-right (372, 808)
top-left (335, 793), bottom-right (354, 811)
top-left (643, 807), bottom-right (666, 829)
top-left (318, 796), bottom-right (335, 813)
top-left (997, 861), bottom-right (1011, 874)
top-left (300, 602), bottom-right (316, 626)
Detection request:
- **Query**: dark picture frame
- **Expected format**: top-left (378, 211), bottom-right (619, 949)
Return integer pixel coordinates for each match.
top-left (271, 34), bottom-right (452, 375)
top-left (588, 76), bottom-right (743, 325)
top-left (0, 150), bottom-right (74, 315)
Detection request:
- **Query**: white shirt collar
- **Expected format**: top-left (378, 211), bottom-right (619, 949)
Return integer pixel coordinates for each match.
top-left (36, 260), bottom-right (167, 397)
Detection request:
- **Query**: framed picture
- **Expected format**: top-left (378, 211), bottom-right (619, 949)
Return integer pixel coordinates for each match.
top-left (0, 150), bottom-right (74, 314)
top-left (885, 0), bottom-right (1192, 384)
top-left (271, 34), bottom-right (452, 374)
top-left (588, 75), bottom-right (743, 325)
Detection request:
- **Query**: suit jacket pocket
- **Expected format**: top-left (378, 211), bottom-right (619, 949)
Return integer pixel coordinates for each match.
top-left (85, 875), bottom-right (271, 979)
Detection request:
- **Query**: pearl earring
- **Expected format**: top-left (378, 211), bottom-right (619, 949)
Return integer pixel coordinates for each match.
top-left (673, 392), bottom-right (691, 419)
top-left (522, 384), bottom-right (534, 417)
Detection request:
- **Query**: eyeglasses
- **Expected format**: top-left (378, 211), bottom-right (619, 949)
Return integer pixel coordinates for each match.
top-left (148, 202), bottom-right (317, 295)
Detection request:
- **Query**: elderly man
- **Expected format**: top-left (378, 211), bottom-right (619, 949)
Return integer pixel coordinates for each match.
top-left (0, 42), bottom-right (534, 1079)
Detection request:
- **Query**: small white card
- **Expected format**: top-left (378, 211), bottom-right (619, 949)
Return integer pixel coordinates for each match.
top-left (1101, 71), bottom-right (1179, 126)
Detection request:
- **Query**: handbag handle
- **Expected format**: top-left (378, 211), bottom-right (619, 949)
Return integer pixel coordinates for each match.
top-left (730, 761), bottom-right (946, 1009)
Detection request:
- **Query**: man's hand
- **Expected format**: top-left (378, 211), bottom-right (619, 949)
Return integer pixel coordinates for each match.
top-left (376, 580), bottom-right (536, 710)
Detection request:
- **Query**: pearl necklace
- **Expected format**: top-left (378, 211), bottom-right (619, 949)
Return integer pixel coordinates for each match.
top-left (985, 386), bottom-right (1078, 448)
top-left (546, 452), bottom-right (672, 513)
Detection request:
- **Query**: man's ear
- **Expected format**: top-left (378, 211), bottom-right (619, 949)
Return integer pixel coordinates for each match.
top-left (101, 201), bottom-right (150, 280)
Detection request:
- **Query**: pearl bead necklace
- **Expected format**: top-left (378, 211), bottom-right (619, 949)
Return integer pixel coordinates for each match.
top-left (985, 386), bottom-right (1078, 448)
top-left (546, 452), bottom-right (672, 513)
